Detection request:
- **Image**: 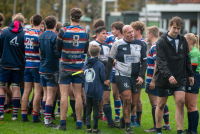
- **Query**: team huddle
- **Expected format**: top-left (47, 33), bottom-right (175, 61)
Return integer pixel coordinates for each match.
top-left (0, 7), bottom-right (199, 134)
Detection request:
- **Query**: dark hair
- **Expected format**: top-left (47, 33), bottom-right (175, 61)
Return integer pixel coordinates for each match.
top-left (111, 21), bottom-right (125, 34)
top-left (70, 8), bottom-right (82, 23)
top-left (130, 21), bottom-right (145, 34)
top-left (93, 19), bottom-right (105, 30)
top-left (56, 22), bottom-right (63, 32)
top-left (170, 16), bottom-right (183, 28)
top-left (45, 16), bottom-right (57, 29)
top-left (95, 26), bottom-right (107, 34)
top-left (0, 13), bottom-right (5, 27)
top-left (32, 14), bottom-right (43, 26)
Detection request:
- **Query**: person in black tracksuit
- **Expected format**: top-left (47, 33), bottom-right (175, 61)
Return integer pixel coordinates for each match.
top-left (154, 17), bottom-right (194, 134)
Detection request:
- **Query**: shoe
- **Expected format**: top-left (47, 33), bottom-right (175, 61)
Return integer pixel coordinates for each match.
top-left (53, 125), bottom-right (66, 130)
top-left (54, 111), bottom-right (60, 115)
top-left (12, 116), bottom-right (18, 120)
top-left (21, 118), bottom-right (30, 122)
top-left (108, 121), bottom-right (119, 128)
top-left (0, 115), bottom-right (4, 120)
top-left (4, 109), bottom-right (11, 113)
top-left (102, 117), bottom-right (107, 121)
top-left (32, 119), bottom-right (44, 123)
top-left (114, 118), bottom-right (120, 123)
top-left (87, 129), bottom-right (92, 133)
top-left (144, 127), bottom-right (156, 132)
top-left (51, 116), bottom-right (58, 121)
top-left (76, 126), bottom-right (82, 130)
top-left (119, 117), bottom-right (125, 130)
top-left (162, 125), bottom-right (171, 130)
top-left (183, 129), bottom-right (192, 134)
top-left (45, 122), bottom-right (57, 127)
top-left (131, 122), bottom-right (141, 127)
top-left (126, 127), bottom-right (133, 134)
top-left (55, 114), bottom-right (60, 117)
top-left (92, 129), bottom-right (103, 133)
top-left (190, 132), bottom-right (198, 134)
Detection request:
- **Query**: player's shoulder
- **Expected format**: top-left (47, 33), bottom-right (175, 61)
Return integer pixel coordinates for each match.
top-left (89, 40), bottom-right (100, 45)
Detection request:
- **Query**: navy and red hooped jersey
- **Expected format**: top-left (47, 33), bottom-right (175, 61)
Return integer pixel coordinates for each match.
top-left (105, 32), bottom-right (115, 46)
top-left (146, 42), bottom-right (156, 83)
top-left (24, 29), bottom-right (42, 68)
top-left (57, 25), bottom-right (89, 71)
top-left (0, 29), bottom-right (2, 34)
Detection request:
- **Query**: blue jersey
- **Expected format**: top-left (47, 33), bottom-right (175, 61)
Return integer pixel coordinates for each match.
top-left (146, 42), bottom-right (156, 83)
top-left (57, 25), bottom-right (89, 71)
top-left (24, 29), bottom-right (42, 68)
top-left (105, 32), bottom-right (115, 46)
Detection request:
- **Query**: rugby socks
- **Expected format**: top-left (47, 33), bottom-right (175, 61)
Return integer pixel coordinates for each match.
top-left (152, 105), bottom-right (156, 127)
top-left (0, 95), bottom-right (5, 116)
top-left (7, 100), bottom-right (13, 107)
top-left (57, 97), bottom-right (60, 112)
top-left (20, 88), bottom-right (24, 97)
top-left (21, 110), bottom-right (28, 119)
top-left (157, 128), bottom-right (162, 133)
top-left (70, 100), bottom-right (75, 114)
top-left (131, 115), bottom-right (136, 123)
top-left (60, 120), bottom-right (66, 126)
top-left (42, 101), bottom-right (46, 114)
top-left (82, 101), bottom-right (86, 120)
top-left (190, 111), bottom-right (199, 133)
top-left (177, 130), bottom-right (183, 134)
top-left (114, 99), bottom-right (121, 120)
top-left (99, 111), bottom-right (103, 119)
top-left (163, 105), bottom-right (169, 125)
top-left (136, 111), bottom-right (142, 125)
top-left (103, 104), bottom-right (113, 124)
top-left (32, 110), bottom-right (39, 121)
top-left (76, 120), bottom-right (82, 127)
top-left (13, 97), bottom-right (20, 117)
top-left (45, 104), bottom-right (53, 124)
top-left (187, 112), bottom-right (192, 131)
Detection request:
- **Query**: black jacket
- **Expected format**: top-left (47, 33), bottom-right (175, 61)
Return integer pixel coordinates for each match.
top-left (155, 32), bottom-right (194, 88)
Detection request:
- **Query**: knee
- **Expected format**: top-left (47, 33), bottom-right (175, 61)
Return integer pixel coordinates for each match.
top-left (104, 97), bottom-right (110, 104)
top-left (157, 103), bottom-right (166, 110)
top-left (176, 99), bottom-right (185, 108)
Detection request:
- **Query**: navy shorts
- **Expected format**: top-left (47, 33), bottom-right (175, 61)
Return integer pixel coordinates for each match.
top-left (145, 83), bottom-right (158, 96)
top-left (157, 86), bottom-right (185, 97)
top-left (115, 76), bottom-right (139, 94)
top-left (0, 68), bottom-right (23, 84)
top-left (59, 69), bottom-right (84, 84)
top-left (24, 68), bottom-right (40, 83)
top-left (40, 72), bottom-right (59, 87)
top-left (186, 72), bottom-right (200, 94)
top-left (138, 70), bottom-right (145, 88)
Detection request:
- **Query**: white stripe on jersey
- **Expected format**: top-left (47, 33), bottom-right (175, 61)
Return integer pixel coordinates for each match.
top-left (25, 53), bottom-right (40, 56)
top-left (26, 60), bottom-right (40, 62)
top-left (62, 50), bottom-right (84, 54)
top-left (63, 40), bottom-right (87, 43)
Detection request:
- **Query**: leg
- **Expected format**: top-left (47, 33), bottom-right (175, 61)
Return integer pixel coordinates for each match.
top-left (148, 93), bottom-right (157, 127)
top-left (93, 100), bottom-right (100, 131)
top-left (69, 83), bottom-right (75, 116)
top-left (136, 88), bottom-right (142, 125)
top-left (0, 82), bottom-right (5, 120)
top-left (99, 100), bottom-right (103, 120)
top-left (60, 84), bottom-right (69, 120)
top-left (12, 84), bottom-right (21, 119)
top-left (42, 87), bottom-right (47, 115)
top-left (86, 97), bottom-right (93, 131)
top-left (112, 83), bottom-right (121, 121)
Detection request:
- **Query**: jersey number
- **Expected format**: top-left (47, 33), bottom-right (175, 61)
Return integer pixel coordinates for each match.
top-left (73, 35), bottom-right (79, 47)
top-left (25, 37), bottom-right (34, 49)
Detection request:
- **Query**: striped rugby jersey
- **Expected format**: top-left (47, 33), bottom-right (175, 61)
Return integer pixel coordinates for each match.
top-left (89, 40), bottom-right (111, 62)
top-left (105, 32), bottom-right (115, 46)
top-left (146, 42), bottom-right (156, 83)
top-left (24, 29), bottom-right (42, 68)
top-left (57, 25), bottom-right (89, 71)
top-left (109, 38), bottom-right (147, 77)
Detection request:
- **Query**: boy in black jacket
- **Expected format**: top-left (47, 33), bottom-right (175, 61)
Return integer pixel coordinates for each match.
top-left (84, 45), bottom-right (106, 133)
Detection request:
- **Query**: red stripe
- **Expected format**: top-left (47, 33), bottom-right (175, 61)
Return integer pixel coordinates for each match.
top-left (148, 53), bottom-right (152, 56)
top-left (62, 38), bottom-right (87, 41)
top-left (24, 41), bottom-right (38, 44)
top-left (12, 21), bottom-right (19, 33)
top-left (21, 110), bottom-right (27, 111)
top-left (25, 51), bottom-right (38, 54)
top-left (62, 47), bottom-right (84, 51)
top-left (148, 64), bottom-right (154, 67)
top-left (164, 111), bottom-right (168, 113)
top-left (153, 52), bottom-right (156, 55)
top-left (26, 58), bottom-right (39, 60)
top-left (147, 74), bottom-right (153, 77)
top-left (61, 57), bottom-right (83, 62)
top-left (191, 63), bottom-right (198, 66)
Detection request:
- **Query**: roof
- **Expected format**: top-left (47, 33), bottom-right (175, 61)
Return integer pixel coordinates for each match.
top-left (171, 0), bottom-right (200, 3)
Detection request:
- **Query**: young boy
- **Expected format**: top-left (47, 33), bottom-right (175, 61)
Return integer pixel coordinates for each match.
top-left (84, 45), bottom-right (106, 133)
top-left (38, 16), bottom-right (60, 127)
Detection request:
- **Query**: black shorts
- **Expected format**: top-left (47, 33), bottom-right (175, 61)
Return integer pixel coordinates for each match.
top-left (145, 83), bottom-right (158, 96)
top-left (104, 84), bottom-right (111, 91)
top-left (115, 76), bottom-right (139, 94)
top-left (186, 87), bottom-right (199, 94)
top-left (186, 72), bottom-right (200, 94)
top-left (157, 86), bottom-right (185, 97)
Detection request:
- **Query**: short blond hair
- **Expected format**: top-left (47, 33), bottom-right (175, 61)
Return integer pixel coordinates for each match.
top-left (130, 21), bottom-right (145, 34)
top-left (89, 45), bottom-right (101, 57)
top-left (146, 26), bottom-right (159, 38)
top-left (12, 13), bottom-right (26, 23)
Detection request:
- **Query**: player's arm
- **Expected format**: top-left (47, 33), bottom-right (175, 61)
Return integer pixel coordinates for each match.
top-left (149, 60), bottom-right (156, 90)
top-left (185, 40), bottom-right (194, 76)
top-left (139, 42), bottom-right (147, 80)
top-left (56, 28), bottom-right (65, 52)
top-left (84, 33), bottom-right (90, 54)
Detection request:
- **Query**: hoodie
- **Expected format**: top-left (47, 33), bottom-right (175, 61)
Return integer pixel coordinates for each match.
top-left (83, 57), bottom-right (106, 100)
top-left (0, 21), bottom-right (25, 68)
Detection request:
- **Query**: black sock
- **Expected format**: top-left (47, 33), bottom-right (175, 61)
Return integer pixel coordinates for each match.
top-left (152, 105), bottom-right (156, 127)
top-left (70, 100), bottom-right (75, 114)
top-left (4, 104), bottom-right (8, 110)
top-left (177, 130), bottom-right (182, 134)
top-left (87, 125), bottom-right (91, 129)
top-left (190, 111), bottom-right (199, 133)
top-left (157, 128), bottom-right (162, 133)
top-left (51, 100), bottom-right (56, 117)
top-left (125, 123), bottom-right (130, 128)
top-left (187, 112), bottom-right (192, 131)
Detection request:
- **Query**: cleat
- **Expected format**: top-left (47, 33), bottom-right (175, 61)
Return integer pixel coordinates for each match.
top-left (92, 129), bottom-right (103, 133)
top-left (162, 125), bottom-right (171, 130)
top-left (119, 117), bottom-right (125, 130)
top-left (54, 111), bottom-right (60, 115)
top-left (87, 129), bottom-right (92, 133)
top-left (55, 114), bottom-right (60, 117)
top-left (126, 127), bottom-right (133, 134)
top-left (76, 126), bottom-right (82, 130)
top-left (53, 125), bottom-right (66, 130)
top-left (114, 118), bottom-right (120, 123)
top-left (131, 122), bottom-right (141, 127)
top-left (0, 115), bottom-right (4, 120)
top-left (144, 127), bottom-right (156, 132)
top-left (51, 116), bottom-right (58, 121)
top-left (45, 122), bottom-right (57, 127)
top-left (22, 118), bottom-right (30, 122)
top-left (32, 119), bottom-right (44, 123)
top-left (183, 129), bottom-right (191, 134)
top-left (4, 109), bottom-right (11, 113)
top-left (102, 117), bottom-right (107, 121)
top-left (11, 117), bottom-right (18, 121)
top-left (108, 121), bottom-right (119, 128)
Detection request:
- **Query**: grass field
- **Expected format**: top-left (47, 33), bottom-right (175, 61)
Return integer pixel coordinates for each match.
top-left (0, 89), bottom-right (200, 134)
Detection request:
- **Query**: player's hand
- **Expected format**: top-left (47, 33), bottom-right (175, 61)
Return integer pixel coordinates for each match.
top-left (169, 76), bottom-right (177, 85)
top-left (189, 77), bottom-right (194, 86)
top-left (113, 59), bottom-right (117, 66)
top-left (136, 77), bottom-right (143, 85)
top-left (149, 81), bottom-right (155, 90)
top-left (104, 80), bottom-right (110, 87)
